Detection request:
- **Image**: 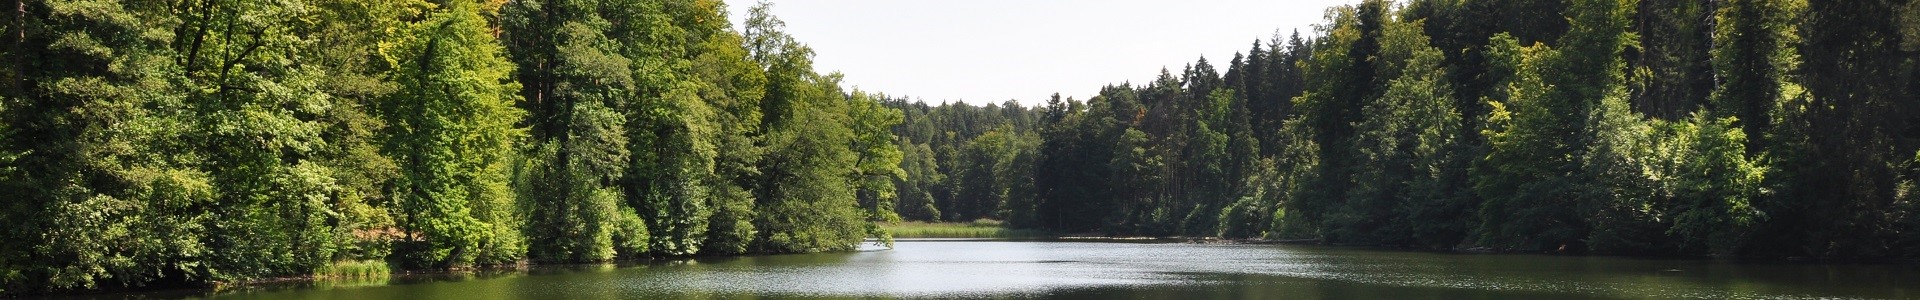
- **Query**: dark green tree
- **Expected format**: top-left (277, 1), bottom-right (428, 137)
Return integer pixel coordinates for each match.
top-left (500, 0), bottom-right (640, 262)
top-left (1476, 0), bottom-right (1637, 252)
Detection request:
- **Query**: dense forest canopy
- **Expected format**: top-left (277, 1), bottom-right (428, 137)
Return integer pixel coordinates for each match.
top-left (885, 0), bottom-right (1920, 260)
top-left (0, 0), bottom-right (901, 293)
top-left (1, 0), bottom-right (1917, 295)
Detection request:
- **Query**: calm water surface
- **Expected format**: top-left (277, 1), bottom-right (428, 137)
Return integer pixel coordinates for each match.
top-left (60, 240), bottom-right (1920, 299)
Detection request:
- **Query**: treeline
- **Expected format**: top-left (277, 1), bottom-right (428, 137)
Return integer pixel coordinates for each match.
top-left (898, 0), bottom-right (1920, 260)
top-left (883, 99), bottom-right (1043, 223)
top-left (0, 0), bottom-right (902, 293)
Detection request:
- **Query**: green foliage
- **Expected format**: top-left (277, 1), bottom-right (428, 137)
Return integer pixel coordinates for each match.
top-left (7, 0), bottom-right (1920, 295)
top-left (1475, 0), bottom-right (1639, 251)
top-left (1219, 130), bottom-right (1318, 240)
top-left (306, 0), bottom-right (407, 266)
top-left (1631, 0), bottom-right (1717, 119)
top-left (1337, 15), bottom-right (1465, 247)
top-left (741, 2), bottom-right (895, 253)
top-left (1003, 0), bottom-right (1854, 260)
top-left (1709, 0), bottom-right (1800, 146)
top-left (612, 204), bottom-right (653, 257)
top-left (0, 0), bottom-right (898, 294)
top-left (752, 111), bottom-right (869, 252)
top-left (3, 0), bottom-right (419, 291)
top-left (1032, 92), bottom-right (1119, 233)
top-left (1762, 0), bottom-right (1916, 259)
top-left (516, 110), bottom-right (627, 263)
top-left (693, 13), bottom-right (769, 256)
top-left (847, 91), bottom-right (906, 248)
top-left (1663, 115), bottom-right (1766, 255)
top-left (1288, 3), bottom-right (1374, 235)
top-left (947, 125), bottom-right (1038, 223)
top-left (608, 0), bottom-right (720, 257)
top-left (380, 1), bottom-right (527, 268)
top-left (313, 260), bottom-right (391, 280)
top-left (882, 221), bottom-right (1050, 239)
top-left (701, 183), bottom-right (757, 255)
top-left (500, 0), bottom-right (640, 263)
top-left (893, 141), bottom-right (945, 221)
top-left (1, 0), bottom-right (204, 290)
top-left (172, 0), bottom-right (355, 281)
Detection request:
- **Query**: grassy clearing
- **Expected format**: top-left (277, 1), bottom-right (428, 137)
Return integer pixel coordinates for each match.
top-left (883, 220), bottom-right (1051, 239)
top-left (313, 260), bottom-right (391, 280)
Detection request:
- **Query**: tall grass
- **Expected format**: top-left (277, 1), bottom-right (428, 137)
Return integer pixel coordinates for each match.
top-left (313, 260), bottom-right (391, 280)
top-left (883, 220), bottom-right (1051, 239)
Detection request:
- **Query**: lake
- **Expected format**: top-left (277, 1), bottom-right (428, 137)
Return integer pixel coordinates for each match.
top-left (57, 240), bottom-right (1920, 299)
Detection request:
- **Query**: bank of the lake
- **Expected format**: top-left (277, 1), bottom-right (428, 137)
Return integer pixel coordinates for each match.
top-left (882, 221), bottom-right (1053, 239)
top-left (42, 240), bottom-right (1919, 300)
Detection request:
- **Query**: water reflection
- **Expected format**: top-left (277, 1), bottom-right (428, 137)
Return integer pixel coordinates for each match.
top-left (49, 240), bottom-right (1920, 299)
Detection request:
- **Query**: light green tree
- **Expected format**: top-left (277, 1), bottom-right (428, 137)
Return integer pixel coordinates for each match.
top-left (380, 1), bottom-right (529, 267)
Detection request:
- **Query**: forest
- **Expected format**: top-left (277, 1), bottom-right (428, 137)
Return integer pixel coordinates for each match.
top-left (0, 0), bottom-right (1917, 295)
top-left (894, 0), bottom-right (1920, 261)
top-left (0, 0), bottom-right (906, 294)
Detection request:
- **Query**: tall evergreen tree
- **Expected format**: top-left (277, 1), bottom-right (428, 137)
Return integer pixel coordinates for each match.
top-left (1291, 0), bottom-right (1388, 238)
top-left (1774, 0), bottom-right (1918, 259)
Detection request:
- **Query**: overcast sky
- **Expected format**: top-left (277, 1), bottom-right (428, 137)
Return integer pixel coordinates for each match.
top-left (724, 0), bottom-right (1363, 106)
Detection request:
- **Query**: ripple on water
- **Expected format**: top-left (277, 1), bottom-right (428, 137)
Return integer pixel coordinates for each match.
top-left (184, 241), bottom-right (1913, 300)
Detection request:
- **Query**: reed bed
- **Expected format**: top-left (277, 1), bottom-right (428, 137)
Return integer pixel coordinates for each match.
top-left (313, 260), bottom-right (391, 280)
top-left (883, 220), bottom-right (1051, 239)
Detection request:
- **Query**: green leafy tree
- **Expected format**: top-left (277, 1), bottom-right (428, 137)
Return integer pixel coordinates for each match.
top-left (380, 1), bottom-right (528, 267)
top-left (1665, 115), bottom-right (1766, 255)
top-left (305, 0), bottom-right (410, 266)
top-left (176, 0), bottom-right (393, 281)
top-left (1476, 0), bottom-right (1637, 252)
top-left (604, 0), bottom-right (718, 257)
top-left (684, 0), bottom-right (768, 256)
top-left (0, 0), bottom-right (208, 291)
top-left (500, 0), bottom-right (641, 262)
top-left (847, 91), bottom-right (905, 246)
top-left (1339, 15), bottom-right (1464, 247)
top-left (1287, 2), bottom-right (1379, 237)
top-left (894, 141), bottom-right (945, 221)
top-left (743, 2), bottom-right (895, 253)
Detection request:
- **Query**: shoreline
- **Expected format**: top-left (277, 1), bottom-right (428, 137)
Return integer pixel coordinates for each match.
top-left (20, 252), bottom-right (818, 298)
top-left (30, 237), bottom-right (1918, 297)
top-left (901, 235), bottom-right (1920, 265)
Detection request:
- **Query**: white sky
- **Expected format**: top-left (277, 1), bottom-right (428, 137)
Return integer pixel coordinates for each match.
top-left (726, 1), bottom-right (1363, 106)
